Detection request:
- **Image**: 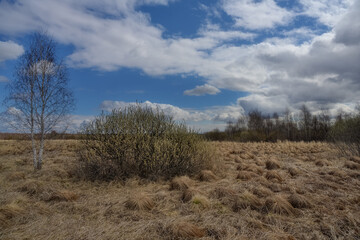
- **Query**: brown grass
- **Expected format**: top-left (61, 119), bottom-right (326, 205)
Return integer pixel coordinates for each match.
top-left (288, 194), bottom-right (312, 209)
top-left (232, 191), bottom-right (262, 211)
top-left (315, 159), bottom-right (330, 167)
top-left (169, 176), bottom-right (193, 191)
top-left (265, 170), bottom-right (284, 182)
top-left (182, 188), bottom-right (200, 202)
top-left (0, 140), bottom-right (359, 239)
top-left (198, 170), bottom-right (218, 182)
top-left (41, 189), bottom-right (79, 202)
top-left (236, 170), bottom-right (258, 180)
top-left (344, 161), bottom-right (360, 170)
top-left (252, 186), bottom-right (273, 198)
top-left (191, 194), bottom-right (211, 209)
top-left (0, 202), bottom-right (25, 228)
top-left (7, 171), bottom-right (26, 181)
top-left (287, 167), bottom-right (299, 177)
top-left (262, 196), bottom-right (299, 216)
top-left (124, 192), bottom-right (155, 211)
top-left (169, 221), bottom-right (206, 238)
top-left (265, 159), bottom-right (281, 170)
top-left (212, 187), bottom-right (237, 199)
top-left (350, 156), bottom-right (360, 164)
top-left (19, 180), bottom-right (45, 196)
top-left (238, 163), bottom-right (264, 175)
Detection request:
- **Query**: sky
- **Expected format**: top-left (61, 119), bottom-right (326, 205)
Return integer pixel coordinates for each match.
top-left (0, 0), bottom-right (359, 132)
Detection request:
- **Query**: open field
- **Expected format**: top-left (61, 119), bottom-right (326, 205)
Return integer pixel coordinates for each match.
top-left (0, 140), bottom-right (359, 240)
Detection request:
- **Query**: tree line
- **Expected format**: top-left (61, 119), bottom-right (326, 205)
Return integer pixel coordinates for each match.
top-left (204, 105), bottom-right (360, 144)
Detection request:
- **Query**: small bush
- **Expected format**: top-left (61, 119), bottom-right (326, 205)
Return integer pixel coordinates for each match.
top-left (78, 105), bottom-right (213, 181)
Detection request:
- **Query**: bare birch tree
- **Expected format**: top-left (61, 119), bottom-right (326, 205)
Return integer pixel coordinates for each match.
top-left (2, 32), bottom-right (74, 170)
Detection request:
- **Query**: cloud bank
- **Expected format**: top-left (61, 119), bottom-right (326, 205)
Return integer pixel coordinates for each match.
top-left (100, 100), bottom-right (244, 123)
top-left (0, 0), bottom-right (359, 127)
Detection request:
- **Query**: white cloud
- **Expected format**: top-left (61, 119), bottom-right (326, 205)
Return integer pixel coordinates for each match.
top-left (222, 0), bottom-right (293, 29)
top-left (0, 0), bottom-right (358, 120)
top-left (299, 0), bottom-right (354, 27)
top-left (0, 40), bottom-right (24, 62)
top-left (184, 84), bottom-right (220, 96)
top-left (100, 100), bottom-right (245, 123)
top-left (198, 22), bottom-right (256, 41)
top-left (0, 76), bottom-right (9, 82)
top-left (237, 94), bottom-right (289, 115)
top-left (100, 100), bottom-right (210, 122)
top-left (334, 0), bottom-right (360, 46)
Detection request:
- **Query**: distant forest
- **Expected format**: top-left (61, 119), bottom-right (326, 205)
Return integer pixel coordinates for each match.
top-left (1, 104), bottom-right (359, 148)
top-left (204, 104), bottom-right (360, 144)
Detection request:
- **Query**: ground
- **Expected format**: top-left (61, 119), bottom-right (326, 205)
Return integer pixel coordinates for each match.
top-left (0, 140), bottom-right (359, 240)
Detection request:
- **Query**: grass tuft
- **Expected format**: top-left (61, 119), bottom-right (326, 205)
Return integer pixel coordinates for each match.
top-left (41, 190), bottom-right (79, 202)
top-left (191, 194), bottom-right (211, 209)
top-left (288, 194), bottom-right (312, 209)
top-left (0, 202), bottom-right (25, 228)
top-left (344, 161), bottom-right (360, 170)
top-left (262, 196), bottom-right (299, 216)
top-left (265, 171), bottom-right (284, 182)
top-left (198, 170), bottom-right (218, 182)
top-left (169, 221), bottom-right (206, 238)
top-left (265, 159), bottom-right (280, 170)
top-left (236, 171), bottom-right (258, 181)
top-left (232, 191), bottom-right (262, 211)
top-left (18, 180), bottom-right (44, 196)
top-left (350, 156), bottom-right (360, 164)
top-left (252, 186), bottom-right (273, 198)
top-left (7, 171), bottom-right (26, 181)
top-left (169, 176), bottom-right (193, 191)
top-left (124, 192), bottom-right (155, 211)
top-left (182, 188), bottom-right (200, 202)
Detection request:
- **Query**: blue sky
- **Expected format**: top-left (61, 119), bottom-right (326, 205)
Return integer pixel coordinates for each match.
top-left (0, 0), bottom-right (359, 132)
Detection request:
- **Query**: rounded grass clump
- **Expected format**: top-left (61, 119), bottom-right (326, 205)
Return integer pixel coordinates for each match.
top-left (262, 196), bottom-right (299, 216)
top-left (169, 221), bottom-right (206, 238)
top-left (170, 176), bottom-right (194, 191)
top-left (288, 194), bottom-right (312, 209)
top-left (78, 105), bottom-right (213, 181)
top-left (124, 193), bottom-right (155, 211)
top-left (265, 159), bottom-right (280, 170)
top-left (198, 170), bottom-right (218, 182)
top-left (232, 191), bottom-right (262, 211)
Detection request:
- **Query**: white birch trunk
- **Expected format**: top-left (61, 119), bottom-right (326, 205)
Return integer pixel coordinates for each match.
top-left (31, 132), bottom-right (37, 169)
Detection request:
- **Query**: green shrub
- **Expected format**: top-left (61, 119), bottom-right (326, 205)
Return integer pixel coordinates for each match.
top-left (78, 105), bottom-right (213, 181)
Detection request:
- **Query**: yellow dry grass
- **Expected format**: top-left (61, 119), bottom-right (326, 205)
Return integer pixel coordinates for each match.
top-left (0, 140), bottom-right (359, 239)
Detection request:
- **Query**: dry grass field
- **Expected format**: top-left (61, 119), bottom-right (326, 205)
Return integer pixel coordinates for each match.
top-left (0, 140), bottom-right (359, 240)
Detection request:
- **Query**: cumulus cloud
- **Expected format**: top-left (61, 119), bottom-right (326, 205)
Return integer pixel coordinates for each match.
top-left (184, 84), bottom-right (220, 96)
top-left (0, 0), bottom-right (359, 119)
top-left (100, 100), bottom-right (245, 123)
top-left (0, 0), bottom-right (217, 74)
top-left (0, 40), bottom-right (24, 62)
top-left (100, 100), bottom-right (209, 122)
top-left (334, 0), bottom-right (360, 46)
top-left (299, 0), bottom-right (354, 27)
top-left (222, 0), bottom-right (293, 29)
